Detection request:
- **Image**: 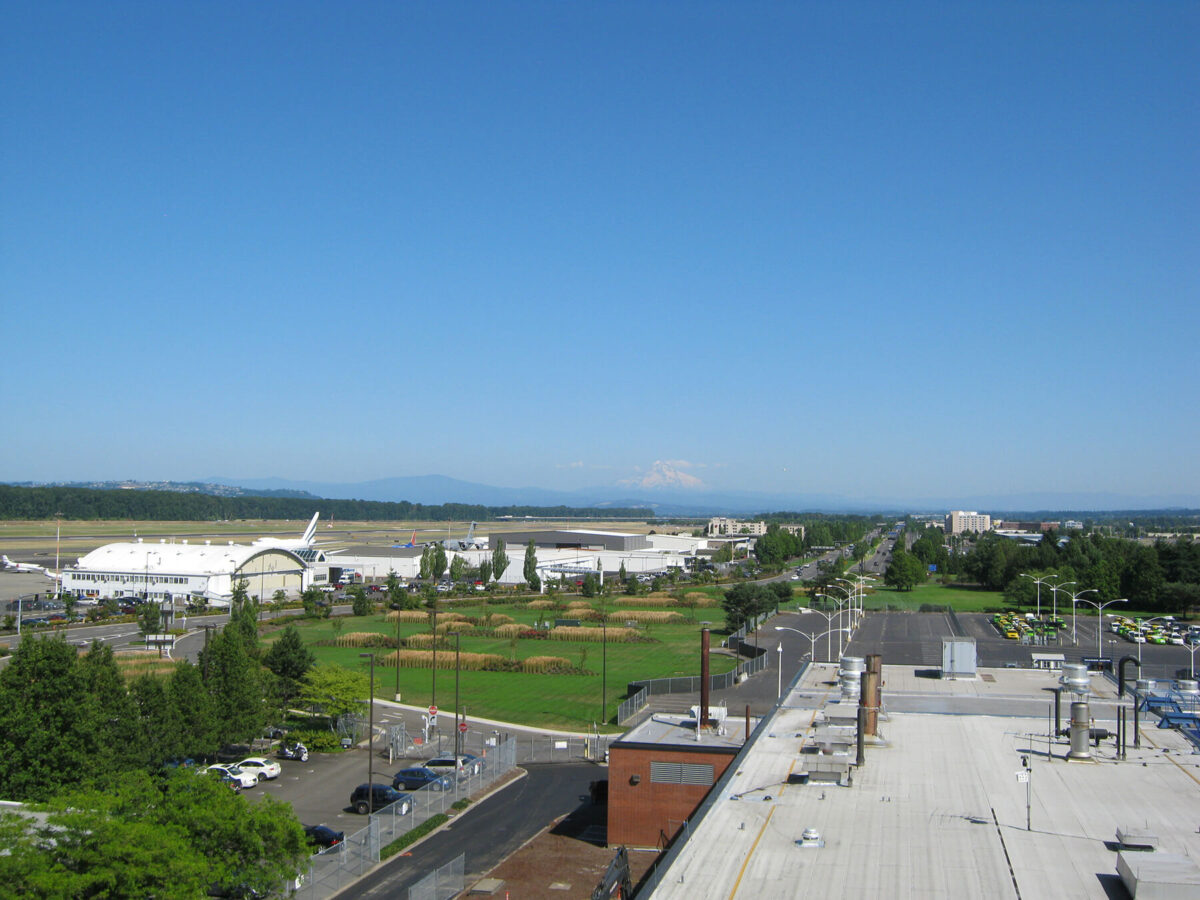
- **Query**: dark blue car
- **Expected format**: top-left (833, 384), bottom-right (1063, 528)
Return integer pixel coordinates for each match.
top-left (392, 767), bottom-right (453, 792)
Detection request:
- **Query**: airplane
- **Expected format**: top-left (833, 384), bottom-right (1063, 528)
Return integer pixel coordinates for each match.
top-left (1, 556), bottom-right (56, 579)
top-left (252, 512), bottom-right (321, 552)
top-left (427, 522), bottom-right (486, 551)
top-left (393, 531), bottom-right (421, 549)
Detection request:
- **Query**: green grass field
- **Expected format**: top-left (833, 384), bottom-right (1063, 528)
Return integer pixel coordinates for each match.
top-left (861, 581), bottom-right (1008, 612)
top-left (264, 593), bottom-right (760, 731)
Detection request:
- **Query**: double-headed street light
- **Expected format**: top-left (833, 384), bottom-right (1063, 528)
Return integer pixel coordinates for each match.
top-left (1020, 573), bottom-right (1060, 621)
top-left (775, 625), bottom-right (853, 666)
top-left (1070, 597), bottom-right (1127, 662)
top-left (816, 591), bottom-right (853, 657)
top-left (1048, 580), bottom-right (1076, 622)
top-left (792, 605), bottom-right (839, 660)
top-left (1065, 588), bottom-right (1098, 643)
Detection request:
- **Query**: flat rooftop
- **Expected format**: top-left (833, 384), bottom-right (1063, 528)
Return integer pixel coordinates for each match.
top-left (647, 664), bottom-right (1200, 899)
top-left (619, 711), bottom-right (761, 752)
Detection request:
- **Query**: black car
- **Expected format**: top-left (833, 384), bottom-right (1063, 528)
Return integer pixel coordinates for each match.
top-left (304, 824), bottom-right (345, 850)
top-left (392, 767), bottom-right (452, 792)
top-left (349, 783), bottom-right (411, 815)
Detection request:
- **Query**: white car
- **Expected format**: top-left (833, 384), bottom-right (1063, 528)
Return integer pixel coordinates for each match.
top-left (236, 757), bottom-right (282, 781)
top-left (206, 764), bottom-right (258, 789)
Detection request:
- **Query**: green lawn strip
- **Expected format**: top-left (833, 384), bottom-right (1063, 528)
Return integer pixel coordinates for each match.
top-left (861, 582), bottom-right (1006, 612)
top-left (380, 813), bottom-right (448, 860)
top-left (265, 606), bottom-right (741, 729)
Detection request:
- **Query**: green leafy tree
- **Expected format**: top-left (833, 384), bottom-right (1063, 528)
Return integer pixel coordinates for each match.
top-left (419, 546), bottom-right (433, 580)
top-left (449, 554), bottom-right (466, 584)
top-left (137, 603), bottom-right (160, 637)
top-left (301, 586), bottom-right (322, 616)
top-left (386, 569), bottom-right (404, 609)
top-left (523, 539), bottom-right (541, 592)
top-left (263, 625), bottom-right (316, 713)
top-left (271, 588), bottom-right (287, 609)
top-left (431, 544), bottom-right (448, 582)
top-left (883, 548), bottom-right (926, 592)
top-left (581, 573), bottom-right (599, 598)
top-left (492, 540), bottom-right (509, 583)
top-left (349, 585), bottom-right (372, 616)
top-left (299, 664), bottom-right (369, 721)
top-left (167, 660), bottom-right (220, 758)
top-left (199, 626), bottom-right (265, 744)
top-left (721, 583), bottom-right (771, 631)
top-left (479, 558), bottom-right (492, 586)
top-left (618, 562), bottom-right (627, 583)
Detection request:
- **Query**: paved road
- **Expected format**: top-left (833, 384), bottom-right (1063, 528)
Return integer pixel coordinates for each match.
top-left (342, 762), bottom-right (602, 899)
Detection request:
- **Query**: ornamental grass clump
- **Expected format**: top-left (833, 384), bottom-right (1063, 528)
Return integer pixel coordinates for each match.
top-left (520, 655), bottom-right (576, 674)
top-left (381, 649), bottom-right (505, 670)
top-left (549, 626), bottom-right (641, 643)
top-left (335, 632), bottom-right (393, 648)
top-left (614, 597), bottom-right (678, 607)
top-left (386, 610), bottom-right (430, 623)
top-left (493, 623), bottom-right (526, 638)
top-left (605, 610), bottom-right (684, 624)
top-left (526, 600), bottom-right (555, 610)
top-left (683, 592), bottom-right (719, 607)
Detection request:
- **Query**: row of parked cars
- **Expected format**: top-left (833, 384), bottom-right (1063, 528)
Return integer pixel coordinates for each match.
top-left (349, 753), bottom-right (487, 816)
top-left (1110, 615), bottom-right (1199, 646)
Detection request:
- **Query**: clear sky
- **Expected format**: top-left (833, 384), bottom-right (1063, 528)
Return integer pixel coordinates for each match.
top-left (2, 2), bottom-right (1196, 505)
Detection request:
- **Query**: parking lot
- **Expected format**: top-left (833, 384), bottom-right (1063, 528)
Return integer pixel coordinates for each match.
top-left (844, 610), bottom-right (1197, 681)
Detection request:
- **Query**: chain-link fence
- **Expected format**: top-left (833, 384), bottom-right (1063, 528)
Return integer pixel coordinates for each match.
top-left (618, 643), bottom-right (770, 724)
top-left (295, 737), bottom-right (516, 900)
top-left (407, 853), bottom-right (464, 900)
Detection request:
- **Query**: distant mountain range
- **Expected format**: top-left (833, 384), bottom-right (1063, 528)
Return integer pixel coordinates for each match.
top-left (7, 477), bottom-right (1198, 518)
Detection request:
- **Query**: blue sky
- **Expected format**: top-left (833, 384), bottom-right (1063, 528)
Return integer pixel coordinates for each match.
top-left (2, 2), bottom-right (1197, 505)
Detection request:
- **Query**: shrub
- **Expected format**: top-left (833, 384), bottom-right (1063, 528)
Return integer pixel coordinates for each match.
top-left (287, 729), bottom-right (346, 752)
top-left (518, 629), bottom-right (549, 640)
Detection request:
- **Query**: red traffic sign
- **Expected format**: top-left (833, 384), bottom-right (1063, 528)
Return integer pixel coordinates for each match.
top-left (428, 705), bottom-right (438, 717)
top-left (458, 722), bottom-right (468, 733)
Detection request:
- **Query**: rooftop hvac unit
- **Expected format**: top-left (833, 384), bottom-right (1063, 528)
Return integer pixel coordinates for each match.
top-left (941, 638), bottom-right (976, 679)
top-left (689, 705), bottom-right (728, 725)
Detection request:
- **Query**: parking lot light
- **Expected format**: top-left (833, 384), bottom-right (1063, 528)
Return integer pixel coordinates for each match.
top-left (360, 652), bottom-right (375, 812)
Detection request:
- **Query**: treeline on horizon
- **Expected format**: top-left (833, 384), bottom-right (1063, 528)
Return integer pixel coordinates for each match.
top-left (0, 485), bottom-right (655, 523)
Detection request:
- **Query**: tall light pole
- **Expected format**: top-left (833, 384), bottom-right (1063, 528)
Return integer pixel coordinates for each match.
top-left (359, 653), bottom-right (375, 811)
top-left (1048, 580), bottom-right (1075, 622)
top-left (1065, 588), bottom-right (1098, 643)
top-left (1020, 573), bottom-right (1059, 620)
top-left (790, 605), bottom-right (838, 661)
top-left (1071, 598), bottom-right (1127, 663)
top-left (1133, 616), bottom-right (1176, 667)
top-left (817, 590), bottom-right (852, 658)
top-left (600, 616), bottom-right (608, 726)
top-left (775, 625), bottom-right (852, 664)
top-left (451, 632), bottom-right (461, 757)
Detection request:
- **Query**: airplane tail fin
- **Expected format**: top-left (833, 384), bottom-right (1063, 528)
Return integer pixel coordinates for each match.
top-left (466, 522), bottom-right (475, 542)
top-left (410, 531), bottom-right (417, 546)
top-left (301, 512), bottom-right (319, 545)
top-left (1, 555), bottom-right (10, 567)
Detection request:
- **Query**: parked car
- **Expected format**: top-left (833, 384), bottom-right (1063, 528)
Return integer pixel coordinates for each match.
top-left (349, 783), bottom-right (411, 815)
top-left (425, 755), bottom-right (482, 778)
top-left (304, 824), bottom-right (345, 850)
top-left (205, 764), bottom-right (258, 789)
top-left (392, 767), bottom-right (453, 792)
top-left (235, 757), bottom-right (282, 781)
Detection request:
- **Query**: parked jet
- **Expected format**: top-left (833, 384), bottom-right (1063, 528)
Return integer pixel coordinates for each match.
top-left (252, 512), bottom-right (321, 552)
top-left (393, 531), bottom-right (421, 549)
top-left (1, 556), bottom-right (55, 578)
top-left (427, 522), bottom-right (486, 551)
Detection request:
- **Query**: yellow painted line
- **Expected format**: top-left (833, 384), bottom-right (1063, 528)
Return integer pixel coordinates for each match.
top-left (1139, 730), bottom-right (1200, 789)
top-left (728, 805), bottom-right (776, 900)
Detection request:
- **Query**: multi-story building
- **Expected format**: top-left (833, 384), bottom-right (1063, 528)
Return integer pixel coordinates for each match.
top-left (944, 510), bottom-right (992, 534)
top-left (707, 517), bottom-right (767, 536)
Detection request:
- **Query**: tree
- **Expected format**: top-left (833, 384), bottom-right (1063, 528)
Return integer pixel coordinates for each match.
top-left (883, 548), bottom-right (925, 592)
top-left (419, 546), bottom-right (433, 580)
top-left (449, 555), bottom-right (466, 584)
top-left (263, 625), bottom-right (316, 714)
top-left (581, 573), bottom-right (599, 597)
top-left (492, 540), bottom-right (509, 584)
top-left (618, 562), bottom-right (627, 583)
top-left (271, 588), bottom-right (287, 609)
top-left (479, 558), bottom-right (492, 586)
top-left (348, 585), bottom-right (372, 616)
top-left (167, 660), bottom-right (219, 759)
top-left (199, 625), bottom-right (265, 744)
top-left (299, 664), bottom-right (369, 722)
top-left (386, 569), bottom-right (404, 609)
top-left (0, 769), bottom-right (309, 899)
top-left (721, 583), bottom-right (770, 631)
top-left (431, 544), bottom-right (448, 583)
top-left (523, 540), bottom-right (541, 592)
top-left (137, 602), bottom-right (160, 637)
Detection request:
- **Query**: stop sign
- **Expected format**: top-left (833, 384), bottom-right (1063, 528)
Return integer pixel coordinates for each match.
top-left (458, 722), bottom-right (468, 733)
top-left (428, 705), bottom-right (438, 717)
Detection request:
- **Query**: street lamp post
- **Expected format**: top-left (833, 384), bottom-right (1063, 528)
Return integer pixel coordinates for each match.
top-left (789, 606), bottom-right (838, 661)
top-left (359, 653), bottom-right (375, 812)
top-left (1133, 616), bottom-right (1177, 667)
top-left (817, 591), bottom-right (852, 658)
top-left (1048, 580), bottom-right (1075, 623)
top-left (1065, 589), bottom-right (1098, 644)
top-left (775, 625), bottom-right (852, 665)
top-left (776, 642), bottom-right (783, 700)
top-left (451, 632), bottom-right (461, 758)
top-left (601, 616), bottom-right (608, 726)
top-left (1020, 573), bottom-right (1060, 621)
top-left (1071, 598), bottom-right (1127, 663)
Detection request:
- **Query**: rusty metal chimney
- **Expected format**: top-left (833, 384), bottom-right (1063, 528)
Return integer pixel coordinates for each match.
top-left (700, 629), bottom-right (711, 729)
top-left (863, 654), bottom-right (882, 736)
